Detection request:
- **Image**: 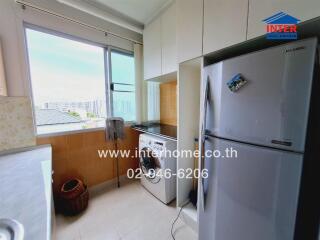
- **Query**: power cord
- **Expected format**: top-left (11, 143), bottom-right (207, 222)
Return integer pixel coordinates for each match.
top-left (171, 201), bottom-right (190, 240)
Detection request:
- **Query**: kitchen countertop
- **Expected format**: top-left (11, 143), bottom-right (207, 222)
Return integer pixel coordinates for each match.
top-left (131, 122), bottom-right (177, 141)
top-left (0, 145), bottom-right (52, 240)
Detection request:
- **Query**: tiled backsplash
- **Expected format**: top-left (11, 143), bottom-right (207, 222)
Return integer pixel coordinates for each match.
top-left (0, 96), bottom-right (36, 151)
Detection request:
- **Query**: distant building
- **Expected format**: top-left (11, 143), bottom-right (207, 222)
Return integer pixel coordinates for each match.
top-left (35, 108), bottom-right (85, 134)
top-left (35, 108), bottom-right (82, 125)
top-left (43, 100), bottom-right (106, 118)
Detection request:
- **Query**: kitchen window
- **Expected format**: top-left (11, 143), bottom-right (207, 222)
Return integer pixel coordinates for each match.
top-left (109, 49), bottom-right (136, 122)
top-left (25, 27), bottom-right (135, 135)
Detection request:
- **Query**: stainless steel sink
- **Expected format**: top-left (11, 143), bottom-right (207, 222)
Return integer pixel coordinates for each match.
top-left (0, 219), bottom-right (24, 240)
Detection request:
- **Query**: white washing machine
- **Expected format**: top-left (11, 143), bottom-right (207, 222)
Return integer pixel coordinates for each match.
top-left (139, 134), bottom-right (177, 204)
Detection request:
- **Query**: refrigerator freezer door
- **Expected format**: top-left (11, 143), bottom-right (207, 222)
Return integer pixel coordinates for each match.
top-left (204, 38), bottom-right (317, 152)
top-left (199, 137), bottom-right (303, 240)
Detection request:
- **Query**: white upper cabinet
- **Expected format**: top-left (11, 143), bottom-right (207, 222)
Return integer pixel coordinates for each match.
top-left (161, 2), bottom-right (177, 75)
top-left (248, 0), bottom-right (320, 39)
top-left (176, 0), bottom-right (203, 63)
top-left (143, 3), bottom-right (177, 80)
top-left (203, 0), bottom-right (248, 55)
top-left (143, 17), bottom-right (162, 80)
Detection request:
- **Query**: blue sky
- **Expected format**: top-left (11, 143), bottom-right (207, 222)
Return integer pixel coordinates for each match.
top-left (26, 28), bottom-right (135, 106)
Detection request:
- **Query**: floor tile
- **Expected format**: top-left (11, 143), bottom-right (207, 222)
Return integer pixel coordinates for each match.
top-left (55, 180), bottom-right (197, 240)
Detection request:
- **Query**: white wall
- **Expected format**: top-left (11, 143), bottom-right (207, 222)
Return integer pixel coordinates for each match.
top-left (177, 58), bottom-right (202, 206)
top-left (0, 0), bottom-right (142, 97)
top-left (0, 0), bottom-right (25, 96)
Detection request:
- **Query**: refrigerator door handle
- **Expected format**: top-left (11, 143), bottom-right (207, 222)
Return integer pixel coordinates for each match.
top-left (201, 135), bottom-right (210, 211)
top-left (201, 76), bottom-right (210, 144)
top-left (200, 76), bottom-right (210, 212)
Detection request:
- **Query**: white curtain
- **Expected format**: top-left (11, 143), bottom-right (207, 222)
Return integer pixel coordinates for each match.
top-left (0, 41), bottom-right (7, 96)
top-left (134, 43), bottom-right (147, 123)
top-left (134, 43), bottom-right (160, 122)
top-left (147, 82), bottom-right (160, 121)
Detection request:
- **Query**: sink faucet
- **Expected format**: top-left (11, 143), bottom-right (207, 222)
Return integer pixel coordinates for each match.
top-left (0, 218), bottom-right (24, 240)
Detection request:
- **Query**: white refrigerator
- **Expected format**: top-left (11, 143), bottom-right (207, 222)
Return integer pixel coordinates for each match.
top-left (199, 38), bottom-right (318, 240)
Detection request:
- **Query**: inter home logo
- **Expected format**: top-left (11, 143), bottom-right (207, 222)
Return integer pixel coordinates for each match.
top-left (263, 12), bottom-right (300, 40)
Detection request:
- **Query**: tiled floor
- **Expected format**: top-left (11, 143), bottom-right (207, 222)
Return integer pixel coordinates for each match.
top-left (55, 180), bottom-right (198, 240)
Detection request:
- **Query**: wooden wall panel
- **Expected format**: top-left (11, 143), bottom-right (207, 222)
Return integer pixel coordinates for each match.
top-left (160, 80), bottom-right (177, 126)
top-left (36, 127), bottom-right (140, 195)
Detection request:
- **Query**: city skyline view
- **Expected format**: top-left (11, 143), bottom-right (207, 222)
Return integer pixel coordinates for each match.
top-left (26, 27), bottom-right (136, 134)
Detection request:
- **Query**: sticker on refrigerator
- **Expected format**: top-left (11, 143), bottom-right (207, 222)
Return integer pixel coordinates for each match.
top-left (227, 74), bottom-right (248, 92)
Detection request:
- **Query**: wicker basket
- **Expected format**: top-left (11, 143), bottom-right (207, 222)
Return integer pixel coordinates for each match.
top-left (60, 178), bottom-right (85, 199)
top-left (60, 179), bottom-right (89, 215)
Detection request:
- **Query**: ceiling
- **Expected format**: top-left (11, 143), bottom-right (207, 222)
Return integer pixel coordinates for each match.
top-left (91, 0), bottom-right (171, 25)
top-left (57, 0), bottom-right (172, 33)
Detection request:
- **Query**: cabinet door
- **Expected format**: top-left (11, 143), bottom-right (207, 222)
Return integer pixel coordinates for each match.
top-left (161, 2), bottom-right (177, 74)
top-left (0, 41), bottom-right (7, 96)
top-left (203, 0), bottom-right (248, 55)
top-left (248, 0), bottom-right (320, 39)
top-left (143, 18), bottom-right (162, 80)
top-left (176, 0), bottom-right (203, 63)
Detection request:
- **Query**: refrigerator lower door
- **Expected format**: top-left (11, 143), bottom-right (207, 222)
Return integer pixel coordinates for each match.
top-left (204, 38), bottom-right (317, 152)
top-left (199, 137), bottom-right (303, 240)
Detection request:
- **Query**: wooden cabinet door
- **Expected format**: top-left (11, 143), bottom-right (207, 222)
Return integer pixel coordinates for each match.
top-left (143, 18), bottom-right (162, 80)
top-left (176, 0), bottom-right (204, 63)
top-left (161, 2), bottom-right (177, 74)
top-left (248, 0), bottom-right (320, 39)
top-left (203, 0), bottom-right (248, 55)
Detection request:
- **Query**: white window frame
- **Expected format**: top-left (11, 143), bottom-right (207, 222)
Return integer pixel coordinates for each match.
top-left (24, 23), bottom-right (135, 137)
top-left (108, 47), bottom-right (136, 123)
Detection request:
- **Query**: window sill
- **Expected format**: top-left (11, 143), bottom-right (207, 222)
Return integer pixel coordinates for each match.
top-left (36, 126), bottom-right (106, 138)
top-left (36, 121), bottom-right (136, 138)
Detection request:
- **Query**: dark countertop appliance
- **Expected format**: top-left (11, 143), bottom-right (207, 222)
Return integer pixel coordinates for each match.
top-left (131, 122), bottom-right (177, 141)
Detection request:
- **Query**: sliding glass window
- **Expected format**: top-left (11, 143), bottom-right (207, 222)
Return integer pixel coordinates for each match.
top-left (25, 27), bottom-right (135, 135)
top-left (109, 49), bottom-right (136, 122)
